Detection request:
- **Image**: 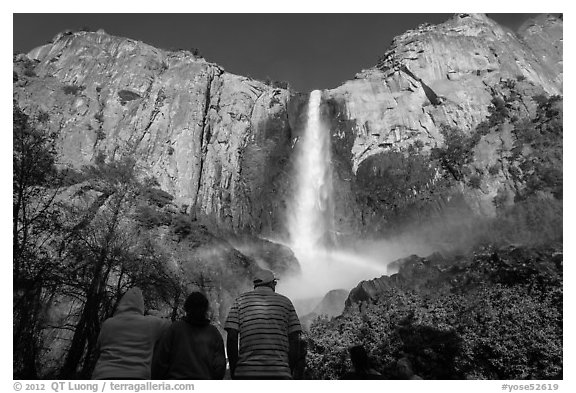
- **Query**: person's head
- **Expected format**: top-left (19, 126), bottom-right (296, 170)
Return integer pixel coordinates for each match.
top-left (184, 292), bottom-right (209, 321)
top-left (253, 269), bottom-right (277, 290)
top-left (396, 357), bottom-right (414, 378)
top-left (116, 287), bottom-right (145, 315)
top-left (349, 345), bottom-right (370, 372)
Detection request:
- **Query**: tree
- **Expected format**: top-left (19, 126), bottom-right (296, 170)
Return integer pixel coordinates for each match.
top-left (58, 158), bottom-right (145, 378)
top-left (13, 102), bottom-right (63, 378)
top-left (430, 124), bottom-right (476, 182)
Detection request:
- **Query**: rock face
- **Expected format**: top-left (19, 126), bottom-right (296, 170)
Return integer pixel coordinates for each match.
top-left (345, 244), bottom-right (562, 310)
top-left (345, 253), bottom-right (445, 308)
top-left (14, 13), bottom-right (562, 241)
top-left (300, 288), bottom-right (349, 330)
top-left (15, 30), bottom-right (295, 236)
top-left (322, 13), bottom-right (562, 236)
top-left (326, 13), bottom-right (562, 172)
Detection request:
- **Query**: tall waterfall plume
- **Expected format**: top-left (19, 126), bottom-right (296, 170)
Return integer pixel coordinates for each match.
top-left (279, 90), bottom-right (394, 304)
top-left (288, 89), bottom-right (335, 252)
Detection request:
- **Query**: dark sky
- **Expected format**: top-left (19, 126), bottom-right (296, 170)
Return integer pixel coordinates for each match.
top-left (13, 13), bottom-right (539, 92)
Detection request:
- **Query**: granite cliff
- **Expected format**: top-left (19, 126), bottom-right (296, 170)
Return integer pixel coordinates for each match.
top-left (15, 30), bottom-right (296, 237)
top-left (13, 13), bottom-right (562, 241)
top-left (324, 13), bottom-right (562, 237)
top-left (328, 13), bottom-right (562, 171)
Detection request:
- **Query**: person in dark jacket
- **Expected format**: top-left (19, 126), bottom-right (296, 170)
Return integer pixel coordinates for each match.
top-left (92, 287), bottom-right (169, 380)
top-left (341, 345), bottom-right (383, 380)
top-left (152, 292), bottom-right (226, 379)
top-left (396, 357), bottom-right (422, 380)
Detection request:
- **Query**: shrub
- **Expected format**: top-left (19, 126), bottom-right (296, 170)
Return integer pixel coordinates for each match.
top-left (94, 151), bottom-right (106, 165)
top-left (172, 214), bottom-right (192, 239)
top-left (272, 80), bottom-right (289, 89)
top-left (134, 205), bottom-right (171, 228)
top-left (95, 129), bottom-right (106, 141)
top-left (37, 111), bottom-right (49, 123)
top-left (118, 90), bottom-right (141, 103)
top-left (488, 164), bottom-right (500, 176)
top-left (492, 188), bottom-right (509, 209)
top-left (24, 68), bottom-right (37, 77)
top-left (62, 84), bottom-right (85, 95)
top-left (430, 124), bottom-right (477, 181)
top-left (18, 57), bottom-right (37, 78)
top-left (142, 187), bottom-right (174, 208)
top-left (306, 245), bottom-right (562, 379)
top-left (94, 111), bottom-right (104, 123)
top-left (468, 174), bottom-right (482, 189)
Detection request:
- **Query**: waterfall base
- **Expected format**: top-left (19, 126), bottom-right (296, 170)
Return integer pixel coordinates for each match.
top-left (277, 247), bottom-right (386, 301)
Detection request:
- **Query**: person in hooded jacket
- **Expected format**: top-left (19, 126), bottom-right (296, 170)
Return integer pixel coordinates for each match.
top-left (92, 287), bottom-right (169, 380)
top-left (152, 292), bottom-right (226, 380)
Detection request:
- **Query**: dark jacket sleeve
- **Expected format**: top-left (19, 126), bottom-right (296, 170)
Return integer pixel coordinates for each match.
top-left (210, 327), bottom-right (227, 380)
top-left (151, 326), bottom-right (173, 379)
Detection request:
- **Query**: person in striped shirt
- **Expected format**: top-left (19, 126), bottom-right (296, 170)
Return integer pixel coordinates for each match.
top-left (225, 269), bottom-right (302, 379)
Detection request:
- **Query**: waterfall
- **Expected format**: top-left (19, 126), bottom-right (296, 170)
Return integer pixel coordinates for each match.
top-left (288, 89), bottom-right (335, 252)
top-left (280, 90), bottom-right (386, 304)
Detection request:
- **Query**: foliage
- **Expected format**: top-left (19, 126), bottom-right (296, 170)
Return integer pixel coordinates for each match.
top-left (489, 196), bottom-right (562, 246)
top-left (468, 173), bottom-right (482, 189)
top-left (134, 205), bottom-right (171, 228)
top-left (356, 150), bottom-right (443, 217)
top-left (13, 102), bottom-right (62, 378)
top-left (95, 129), bottom-right (106, 141)
top-left (430, 124), bottom-right (477, 182)
top-left (141, 187), bottom-right (174, 208)
top-left (509, 95), bottom-right (562, 200)
top-left (94, 111), bottom-right (104, 123)
top-left (12, 130), bottom-right (257, 377)
top-left (62, 84), bottom-right (85, 96)
top-left (13, 138), bottom-right (195, 378)
top-left (306, 245), bottom-right (562, 379)
top-left (118, 90), bottom-right (141, 104)
top-left (24, 68), bottom-right (37, 77)
top-left (37, 111), bottom-right (50, 123)
top-left (16, 57), bottom-right (38, 78)
top-left (427, 81), bottom-right (562, 204)
top-left (172, 214), bottom-right (193, 239)
top-left (262, 76), bottom-right (290, 90)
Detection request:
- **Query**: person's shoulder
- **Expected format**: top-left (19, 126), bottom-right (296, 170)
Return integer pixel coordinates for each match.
top-left (144, 315), bottom-right (172, 332)
top-left (168, 319), bottom-right (189, 329)
top-left (234, 290), bottom-right (255, 301)
top-left (272, 292), bottom-right (296, 306)
top-left (144, 314), bottom-right (169, 324)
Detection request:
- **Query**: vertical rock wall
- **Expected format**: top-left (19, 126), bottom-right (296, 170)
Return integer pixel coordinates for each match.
top-left (15, 30), bottom-right (295, 235)
top-left (14, 14), bottom-right (562, 239)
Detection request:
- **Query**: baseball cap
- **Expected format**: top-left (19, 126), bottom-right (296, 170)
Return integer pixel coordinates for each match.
top-left (253, 269), bottom-right (277, 285)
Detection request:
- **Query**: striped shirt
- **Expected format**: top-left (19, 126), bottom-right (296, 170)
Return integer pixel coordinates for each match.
top-left (225, 286), bottom-right (302, 379)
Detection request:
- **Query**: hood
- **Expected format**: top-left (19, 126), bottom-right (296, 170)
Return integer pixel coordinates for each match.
top-left (115, 287), bottom-right (145, 315)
